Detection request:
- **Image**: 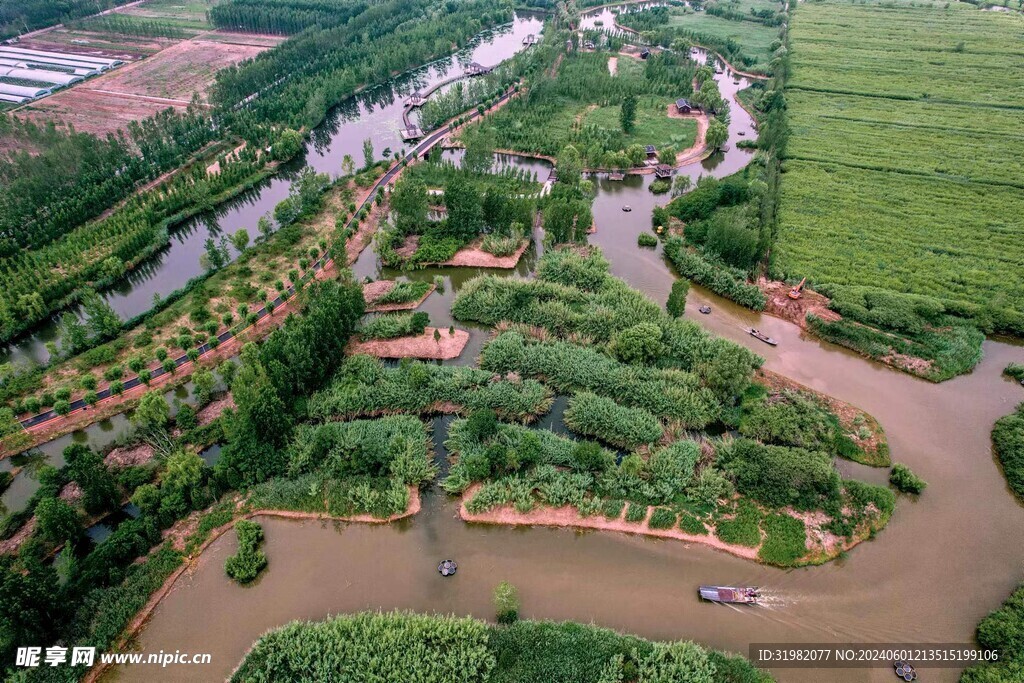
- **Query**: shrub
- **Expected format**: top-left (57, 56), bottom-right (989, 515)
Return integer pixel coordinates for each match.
top-left (359, 312), bottom-right (430, 340)
top-left (563, 392), bottom-right (662, 450)
top-left (716, 439), bottom-right (841, 511)
top-left (225, 520), bottom-right (267, 584)
top-left (992, 403), bottom-right (1024, 502)
top-left (494, 581), bottom-right (520, 624)
top-left (889, 463), bottom-right (927, 495)
top-left (758, 513), bottom-right (808, 566)
top-left (610, 323), bottom-right (666, 365)
top-left (1005, 363), bottom-right (1024, 382)
top-left (715, 500), bottom-right (762, 547)
top-left (176, 404), bottom-right (197, 432)
top-left (377, 280), bottom-right (432, 305)
top-left (637, 232), bottom-right (658, 248)
top-left (666, 279), bottom-right (689, 317)
top-left (624, 502), bottom-right (648, 523)
top-left (601, 498), bottom-right (625, 519)
top-left (54, 399), bottom-right (71, 415)
top-left (648, 507), bottom-right (677, 529)
top-left (80, 374), bottom-right (97, 391)
top-left (663, 237), bottom-right (766, 310)
top-left (678, 513), bottom-right (708, 535)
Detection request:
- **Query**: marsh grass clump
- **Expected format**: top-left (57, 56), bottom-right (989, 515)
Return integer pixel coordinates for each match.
top-left (888, 463), bottom-right (927, 495)
top-left (225, 520), bottom-right (267, 584)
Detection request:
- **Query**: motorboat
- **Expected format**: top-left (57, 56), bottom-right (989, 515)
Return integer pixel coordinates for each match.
top-left (698, 305), bottom-right (711, 314)
top-left (749, 328), bottom-right (778, 346)
top-left (699, 585), bottom-right (759, 604)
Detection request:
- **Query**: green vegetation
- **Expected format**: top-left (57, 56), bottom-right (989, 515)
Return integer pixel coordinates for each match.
top-left (231, 612), bottom-right (772, 683)
top-left (375, 280), bottom-right (433, 305)
top-left (564, 392), bottom-right (663, 450)
top-left (961, 584), bottom-right (1024, 683)
top-left (666, 278), bottom-right (689, 317)
top-left (309, 355), bottom-right (553, 423)
top-left (225, 521), bottom-right (268, 584)
top-left (758, 513), bottom-right (807, 566)
top-left (777, 1), bottom-right (1024, 372)
top-left (1004, 364), bottom-right (1024, 383)
top-left (714, 499), bottom-right (762, 547)
top-left (738, 384), bottom-right (887, 466)
top-left (664, 238), bottom-right (766, 309)
top-left (482, 50), bottom-right (698, 168)
top-left (637, 232), bottom-right (658, 248)
top-left (992, 403), bottom-right (1024, 503)
top-left (889, 464), bottom-right (927, 495)
top-left (358, 312), bottom-right (430, 340)
top-left (494, 581), bottom-right (520, 624)
top-left (619, 3), bottom-right (785, 73)
top-left (377, 150), bottom-right (538, 268)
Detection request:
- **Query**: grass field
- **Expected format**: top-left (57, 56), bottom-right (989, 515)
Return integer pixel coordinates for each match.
top-left (584, 98), bottom-right (697, 153)
top-left (777, 0), bottom-right (1024, 316)
top-left (667, 8), bottom-right (780, 71)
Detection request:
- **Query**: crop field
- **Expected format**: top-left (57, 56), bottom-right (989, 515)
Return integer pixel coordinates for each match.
top-left (776, 0), bottom-right (1024, 313)
top-left (19, 35), bottom-right (280, 136)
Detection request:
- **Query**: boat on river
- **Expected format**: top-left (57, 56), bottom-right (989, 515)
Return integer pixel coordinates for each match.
top-left (698, 305), bottom-right (712, 314)
top-left (749, 329), bottom-right (778, 346)
top-left (622, 205), bottom-right (632, 212)
top-left (699, 585), bottom-right (759, 604)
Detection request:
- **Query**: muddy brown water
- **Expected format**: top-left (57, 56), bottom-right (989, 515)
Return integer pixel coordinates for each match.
top-left (9, 14), bottom-right (1022, 683)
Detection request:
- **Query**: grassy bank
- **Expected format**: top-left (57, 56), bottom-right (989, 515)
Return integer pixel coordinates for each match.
top-left (231, 612), bottom-right (773, 682)
top-left (992, 403), bottom-right (1024, 503)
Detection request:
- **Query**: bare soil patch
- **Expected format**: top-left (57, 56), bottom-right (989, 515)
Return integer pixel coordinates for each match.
top-left (348, 328), bottom-right (469, 360)
top-left (608, 56), bottom-right (618, 75)
top-left (758, 277), bottom-right (840, 330)
top-left (442, 238), bottom-right (530, 268)
top-left (105, 442), bottom-right (156, 468)
top-left (363, 280), bottom-right (436, 312)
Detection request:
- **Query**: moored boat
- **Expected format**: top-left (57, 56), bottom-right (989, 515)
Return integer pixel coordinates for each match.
top-left (749, 329), bottom-right (778, 346)
top-left (698, 305), bottom-right (712, 314)
top-left (699, 585), bottom-right (759, 604)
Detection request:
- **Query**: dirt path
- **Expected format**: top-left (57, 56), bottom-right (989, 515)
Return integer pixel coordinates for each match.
top-left (607, 56), bottom-right (618, 76)
top-left (666, 103), bottom-right (710, 165)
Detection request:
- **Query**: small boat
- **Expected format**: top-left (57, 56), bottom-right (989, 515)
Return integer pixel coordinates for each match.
top-left (438, 559), bottom-right (458, 576)
top-left (737, 130), bottom-right (746, 136)
top-left (894, 662), bottom-right (918, 681)
top-left (699, 585), bottom-right (759, 604)
top-left (622, 205), bottom-right (632, 212)
top-left (698, 305), bottom-right (711, 315)
top-left (749, 328), bottom-right (778, 346)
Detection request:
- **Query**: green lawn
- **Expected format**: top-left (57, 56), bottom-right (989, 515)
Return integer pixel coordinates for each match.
top-left (584, 98), bottom-right (697, 154)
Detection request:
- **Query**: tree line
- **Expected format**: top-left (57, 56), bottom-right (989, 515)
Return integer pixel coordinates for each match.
top-left (209, 0), bottom-right (369, 35)
top-left (0, 0), bottom-right (135, 39)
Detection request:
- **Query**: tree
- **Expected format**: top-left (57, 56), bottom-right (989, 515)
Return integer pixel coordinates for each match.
top-left (666, 279), bottom-right (689, 317)
top-left (362, 138), bottom-right (374, 170)
top-left (705, 119), bottom-right (728, 151)
top-left (192, 367), bottom-right (217, 406)
top-left (619, 92), bottom-right (637, 133)
top-left (390, 176), bottom-right (428, 234)
top-left (463, 126), bottom-right (496, 176)
top-left (272, 128), bottom-right (303, 161)
top-left (556, 144), bottom-right (583, 184)
top-left (611, 323), bottom-right (666, 365)
top-left (341, 154), bottom-right (355, 176)
top-left (64, 444), bottom-right (118, 515)
top-left (35, 497), bottom-right (81, 544)
top-left (231, 229), bottom-right (250, 252)
top-left (257, 214), bottom-right (274, 242)
top-left (58, 312), bottom-right (89, 356)
top-left (134, 390), bottom-right (170, 433)
top-left (444, 174), bottom-right (483, 239)
top-left (82, 291), bottom-right (122, 342)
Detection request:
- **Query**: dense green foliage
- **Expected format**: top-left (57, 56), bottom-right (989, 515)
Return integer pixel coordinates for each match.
top-left (778, 1), bottom-right (1024, 342)
top-left (375, 280), bottom-right (432, 305)
top-left (480, 331), bottom-right (722, 429)
top-left (758, 512), bottom-right (807, 566)
top-left (564, 392), bottom-right (663, 450)
top-left (991, 403), bottom-right (1024, 503)
top-left (210, 0), bottom-right (369, 34)
top-left (493, 581), bottom-right (520, 625)
top-left (231, 612), bottom-right (772, 683)
top-left (716, 438), bottom-right (839, 511)
top-left (663, 238), bottom-right (766, 309)
top-left (0, 0), bottom-right (135, 39)
top-left (225, 520), bottom-right (268, 584)
top-left (309, 355), bottom-right (553, 423)
top-left (483, 50), bottom-right (698, 168)
top-left (889, 464), bottom-right (926, 495)
top-left (358, 312), bottom-right (429, 339)
top-left (231, 611), bottom-right (496, 682)
top-left (216, 279), bottom-right (365, 488)
top-left (666, 278), bottom-right (689, 317)
top-left (1005, 364), bottom-right (1024, 383)
top-left (961, 584), bottom-right (1024, 683)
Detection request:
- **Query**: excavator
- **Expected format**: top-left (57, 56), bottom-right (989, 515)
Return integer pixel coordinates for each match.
top-left (788, 277), bottom-right (806, 300)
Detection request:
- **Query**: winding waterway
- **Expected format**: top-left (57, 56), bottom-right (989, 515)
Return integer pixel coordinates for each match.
top-left (9, 10), bottom-right (1024, 682)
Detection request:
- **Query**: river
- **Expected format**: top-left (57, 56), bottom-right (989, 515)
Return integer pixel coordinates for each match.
top-left (10, 10), bottom-right (1024, 683)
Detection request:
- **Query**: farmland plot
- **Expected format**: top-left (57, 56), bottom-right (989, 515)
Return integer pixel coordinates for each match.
top-left (777, 0), bottom-right (1024, 316)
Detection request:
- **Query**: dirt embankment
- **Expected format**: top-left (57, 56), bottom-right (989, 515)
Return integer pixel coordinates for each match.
top-left (363, 280), bottom-right (436, 312)
top-left (348, 328), bottom-right (470, 361)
